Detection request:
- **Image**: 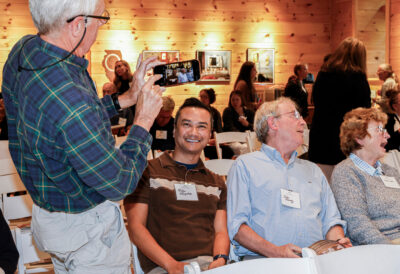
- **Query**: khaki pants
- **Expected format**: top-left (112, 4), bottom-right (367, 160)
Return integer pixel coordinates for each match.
top-left (31, 201), bottom-right (131, 274)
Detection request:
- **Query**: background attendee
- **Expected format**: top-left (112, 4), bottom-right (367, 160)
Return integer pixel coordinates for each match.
top-left (200, 88), bottom-right (233, 159)
top-left (2, 0), bottom-right (164, 272)
top-left (227, 97), bottom-right (350, 260)
top-left (331, 107), bottom-right (400, 245)
top-left (377, 64), bottom-right (398, 98)
top-left (234, 61), bottom-right (258, 111)
top-left (124, 98), bottom-right (229, 273)
top-left (199, 88), bottom-right (222, 133)
top-left (384, 90), bottom-right (400, 151)
top-left (223, 90), bottom-right (254, 132)
top-left (149, 96), bottom-right (175, 152)
top-left (102, 82), bottom-right (117, 96)
top-left (283, 63), bottom-right (309, 118)
top-left (0, 209), bottom-right (19, 274)
top-left (309, 37), bottom-right (371, 181)
top-left (113, 59), bottom-right (133, 94)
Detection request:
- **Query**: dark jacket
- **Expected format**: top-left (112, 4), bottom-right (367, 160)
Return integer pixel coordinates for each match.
top-left (309, 70), bottom-right (371, 165)
top-left (283, 75), bottom-right (309, 118)
top-left (222, 107), bottom-right (254, 132)
top-left (385, 113), bottom-right (400, 151)
top-left (0, 210), bottom-right (19, 274)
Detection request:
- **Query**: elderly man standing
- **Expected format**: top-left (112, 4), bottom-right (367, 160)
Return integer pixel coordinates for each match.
top-left (227, 97), bottom-right (351, 260)
top-left (2, 0), bottom-right (164, 273)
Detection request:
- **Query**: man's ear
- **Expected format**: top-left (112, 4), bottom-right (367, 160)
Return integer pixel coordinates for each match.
top-left (173, 127), bottom-right (176, 139)
top-left (68, 17), bottom-right (86, 38)
top-left (267, 116), bottom-right (278, 131)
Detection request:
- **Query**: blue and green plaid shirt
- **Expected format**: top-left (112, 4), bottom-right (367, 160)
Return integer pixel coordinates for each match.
top-left (2, 35), bottom-right (152, 213)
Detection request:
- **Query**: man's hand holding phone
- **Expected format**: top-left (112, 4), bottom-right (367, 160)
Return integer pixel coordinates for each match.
top-left (118, 54), bottom-right (165, 109)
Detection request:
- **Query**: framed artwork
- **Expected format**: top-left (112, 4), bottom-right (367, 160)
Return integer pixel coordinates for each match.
top-left (247, 48), bottom-right (274, 83)
top-left (196, 50), bottom-right (231, 84)
top-left (142, 50), bottom-right (179, 63)
top-left (142, 50), bottom-right (180, 79)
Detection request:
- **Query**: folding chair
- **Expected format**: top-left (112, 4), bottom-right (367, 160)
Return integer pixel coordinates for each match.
top-left (214, 131), bottom-right (249, 159)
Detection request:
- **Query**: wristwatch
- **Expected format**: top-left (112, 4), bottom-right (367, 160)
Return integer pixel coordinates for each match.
top-left (213, 254), bottom-right (229, 263)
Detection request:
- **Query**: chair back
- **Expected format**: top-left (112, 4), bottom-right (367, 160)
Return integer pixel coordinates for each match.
top-left (214, 131), bottom-right (249, 159)
top-left (246, 131), bottom-right (262, 153)
top-left (383, 150), bottom-right (400, 171)
top-left (204, 159), bottom-right (234, 177)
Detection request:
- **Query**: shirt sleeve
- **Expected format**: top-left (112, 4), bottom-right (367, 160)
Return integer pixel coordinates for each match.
top-left (331, 166), bottom-right (391, 244)
top-left (60, 98), bottom-right (152, 201)
top-left (227, 158), bottom-right (251, 241)
top-left (100, 94), bottom-right (119, 119)
top-left (319, 172), bottom-right (347, 238)
top-left (124, 166), bottom-right (151, 205)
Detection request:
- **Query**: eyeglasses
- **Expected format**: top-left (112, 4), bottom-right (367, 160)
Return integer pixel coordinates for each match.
top-left (376, 125), bottom-right (387, 134)
top-left (66, 10), bottom-right (110, 24)
top-left (275, 109), bottom-right (302, 120)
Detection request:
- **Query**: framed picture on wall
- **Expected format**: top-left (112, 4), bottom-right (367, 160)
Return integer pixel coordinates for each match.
top-left (247, 48), bottom-right (274, 83)
top-left (196, 50), bottom-right (231, 84)
top-left (142, 50), bottom-right (180, 79)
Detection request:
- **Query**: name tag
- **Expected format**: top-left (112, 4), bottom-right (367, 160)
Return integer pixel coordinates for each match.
top-left (118, 117), bottom-right (127, 126)
top-left (175, 184), bottom-right (199, 201)
top-left (280, 189), bottom-right (301, 209)
top-left (156, 130), bottom-right (168, 140)
top-left (380, 175), bottom-right (400, 189)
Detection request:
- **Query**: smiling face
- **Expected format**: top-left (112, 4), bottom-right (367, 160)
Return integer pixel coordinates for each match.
top-left (173, 107), bottom-right (212, 157)
top-left (357, 120), bottom-right (389, 162)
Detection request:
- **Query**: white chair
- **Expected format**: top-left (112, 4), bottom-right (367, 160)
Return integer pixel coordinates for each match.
top-left (203, 159), bottom-right (234, 177)
top-left (0, 141), bottom-right (52, 274)
top-left (214, 131), bottom-right (249, 159)
top-left (246, 131), bottom-right (262, 153)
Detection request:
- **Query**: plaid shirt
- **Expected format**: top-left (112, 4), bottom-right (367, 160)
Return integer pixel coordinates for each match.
top-left (2, 35), bottom-right (151, 213)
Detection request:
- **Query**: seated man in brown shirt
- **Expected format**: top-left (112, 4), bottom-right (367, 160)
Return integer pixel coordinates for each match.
top-left (124, 98), bottom-right (229, 274)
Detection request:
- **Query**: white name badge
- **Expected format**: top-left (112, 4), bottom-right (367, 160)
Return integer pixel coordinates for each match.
top-left (280, 189), bottom-right (301, 209)
top-left (156, 130), bottom-right (168, 140)
top-left (380, 175), bottom-right (400, 189)
top-left (175, 184), bottom-right (199, 201)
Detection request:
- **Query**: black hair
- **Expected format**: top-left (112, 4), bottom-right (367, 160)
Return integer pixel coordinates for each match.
top-left (174, 97), bottom-right (213, 127)
top-left (201, 88), bottom-right (216, 104)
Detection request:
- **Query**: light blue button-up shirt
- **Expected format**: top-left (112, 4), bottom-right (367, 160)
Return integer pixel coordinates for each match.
top-left (227, 144), bottom-right (346, 256)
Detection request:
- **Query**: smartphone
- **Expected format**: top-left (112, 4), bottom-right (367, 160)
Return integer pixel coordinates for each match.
top-left (153, 59), bottom-right (201, 86)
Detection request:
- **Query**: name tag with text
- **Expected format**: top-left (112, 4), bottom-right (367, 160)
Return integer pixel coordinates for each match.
top-left (175, 184), bottom-right (199, 201)
top-left (280, 189), bottom-right (301, 209)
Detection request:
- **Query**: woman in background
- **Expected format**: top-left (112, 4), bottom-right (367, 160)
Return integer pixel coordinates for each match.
top-left (223, 90), bottom-right (254, 132)
top-left (199, 88), bottom-right (223, 133)
top-left (331, 107), bottom-right (400, 245)
top-left (113, 60), bottom-right (133, 94)
top-left (283, 63), bottom-right (309, 119)
top-left (234, 62), bottom-right (258, 111)
top-left (308, 37), bottom-right (371, 181)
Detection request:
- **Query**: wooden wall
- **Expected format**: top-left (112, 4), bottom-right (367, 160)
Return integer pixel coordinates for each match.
top-left (0, 0), bottom-right (332, 114)
top-left (330, 0), bottom-right (354, 51)
top-left (389, 0), bottom-right (400, 76)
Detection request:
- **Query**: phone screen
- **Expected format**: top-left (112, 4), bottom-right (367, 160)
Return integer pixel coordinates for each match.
top-left (154, 60), bottom-right (200, 86)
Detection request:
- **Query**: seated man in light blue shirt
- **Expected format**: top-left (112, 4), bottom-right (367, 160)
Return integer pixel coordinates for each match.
top-left (227, 97), bottom-right (352, 259)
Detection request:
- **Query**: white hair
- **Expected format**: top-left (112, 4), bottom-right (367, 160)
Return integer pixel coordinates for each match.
top-left (254, 97), bottom-right (296, 143)
top-left (29, 0), bottom-right (100, 34)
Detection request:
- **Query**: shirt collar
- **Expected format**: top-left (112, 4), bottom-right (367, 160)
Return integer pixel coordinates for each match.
top-left (261, 143), bottom-right (298, 166)
top-left (158, 151), bottom-right (207, 172)
top-left (23, 35), bottom-right (88, 70)
top-left (349, 153), bottom-right (383, 176)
